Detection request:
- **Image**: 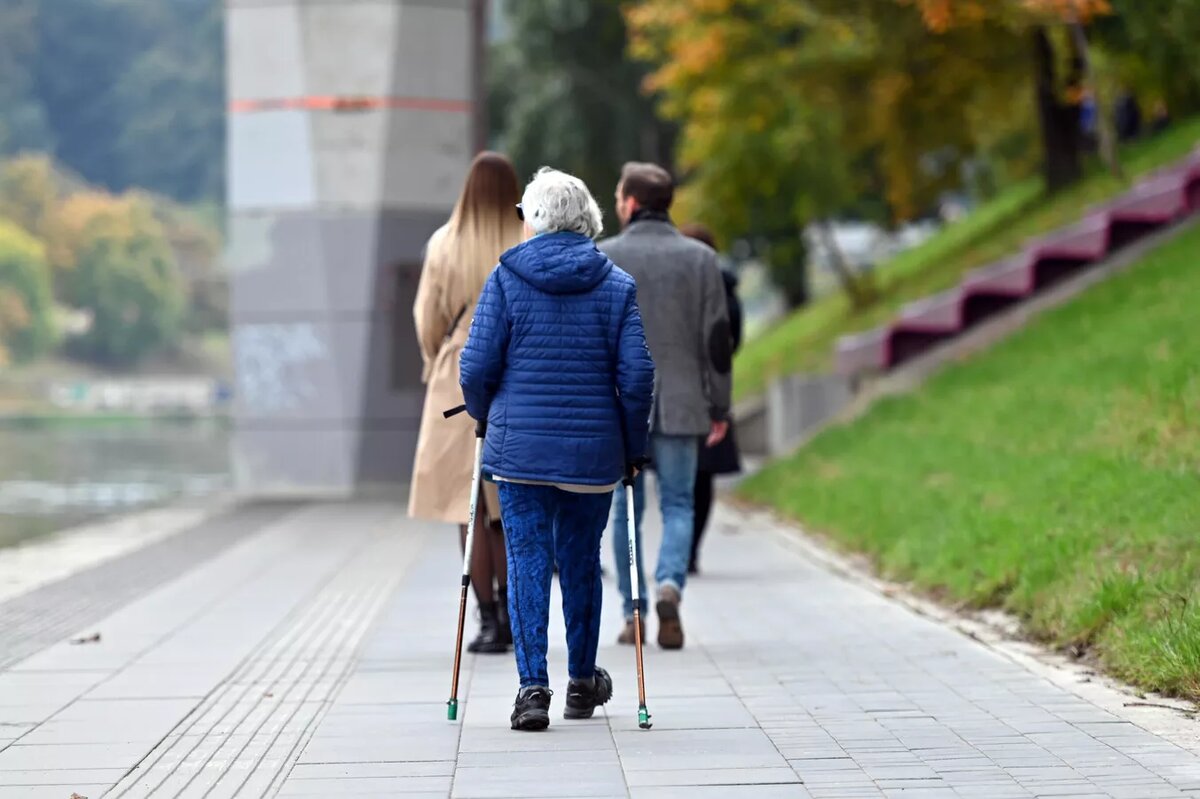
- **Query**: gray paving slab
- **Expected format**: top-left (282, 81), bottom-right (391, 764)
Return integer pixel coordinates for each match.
top-left (0, 502), bottom-right (302, 670)
top-left (0, 499), bottom-right (1198, 798)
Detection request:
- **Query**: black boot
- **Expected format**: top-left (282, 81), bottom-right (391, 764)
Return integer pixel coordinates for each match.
top-left (467, 602), bottom-right (507, 654)
top-left (564, 666), bottom-right (613, 720)
top-left (510, 686), bottom-right (552, 731)
top-left (496, 587), bottom-right (513, 647)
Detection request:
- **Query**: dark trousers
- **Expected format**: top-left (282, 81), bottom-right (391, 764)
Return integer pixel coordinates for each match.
top-left (499, 483), bottom-right (613, 688)
top-left (691, 470), bottom-right (715, 569)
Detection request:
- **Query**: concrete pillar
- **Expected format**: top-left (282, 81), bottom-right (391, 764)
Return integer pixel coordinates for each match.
top-left (226, 0), bottom-right (479, 495)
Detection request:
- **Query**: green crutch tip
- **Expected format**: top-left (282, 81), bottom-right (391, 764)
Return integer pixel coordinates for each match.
top-left (447, 699), bottom-right (458, 721)
top-left (638, 707), bottom-right (652, 730)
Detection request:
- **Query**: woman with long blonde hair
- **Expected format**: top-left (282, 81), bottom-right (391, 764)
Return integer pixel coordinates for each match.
top-left (409, 152), bottom-right (525, 653)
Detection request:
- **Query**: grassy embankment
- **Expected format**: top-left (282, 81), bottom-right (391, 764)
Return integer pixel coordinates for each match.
top-left (741, 223), bottom-right (1200, 699)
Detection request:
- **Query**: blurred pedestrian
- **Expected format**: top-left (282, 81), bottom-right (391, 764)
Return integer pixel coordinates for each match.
top-left (1079, 87), bottom-right (1099, 152)
top-left (601, 163), bottom-right (732, 651)
top-left (1115, 90), bottom-right (1142, 142)
top-left (460, 167), bottom-right (655, 731)
top-left (409, 152), bottom-right (524, 655)
top-left (679, 223), bottom-right (742, 576)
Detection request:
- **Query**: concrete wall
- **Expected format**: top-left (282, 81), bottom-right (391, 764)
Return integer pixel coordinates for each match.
top-left (736, 374), bottom-right (853, 459)
top-left (226, 0), bottom-right (479, 495)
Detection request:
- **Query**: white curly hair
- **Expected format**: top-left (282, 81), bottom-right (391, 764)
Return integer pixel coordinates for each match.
top-left (520, 167), bottom-right (604, 239)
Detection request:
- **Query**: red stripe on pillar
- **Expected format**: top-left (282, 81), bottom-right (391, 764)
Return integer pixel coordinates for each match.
top-left (228, 95), bottom-right (472, 114)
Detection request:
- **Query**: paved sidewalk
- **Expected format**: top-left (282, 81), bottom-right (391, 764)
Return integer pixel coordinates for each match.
top-left (1, 499), bottom-right (1199, 798)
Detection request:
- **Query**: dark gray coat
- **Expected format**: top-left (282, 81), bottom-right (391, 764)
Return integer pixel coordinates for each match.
top-left (599, 220), bottom-right (732, 437)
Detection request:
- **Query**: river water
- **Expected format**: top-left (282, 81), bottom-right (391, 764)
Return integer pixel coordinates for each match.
top-left (0, 421), bottom-right (231, 548)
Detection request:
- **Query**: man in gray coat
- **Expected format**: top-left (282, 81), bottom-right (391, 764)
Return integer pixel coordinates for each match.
top-left (600, 162), bottom-right (732, 650)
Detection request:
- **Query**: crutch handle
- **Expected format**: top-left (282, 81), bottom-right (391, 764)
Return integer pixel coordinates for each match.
top-left (444, 405), bottom-right (487, 438)
top-left (623, 457), bottom-right (651, 486)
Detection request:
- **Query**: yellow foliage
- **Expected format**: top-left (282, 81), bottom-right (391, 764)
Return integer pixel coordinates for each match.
top-left (905, 0), bottom-right (990, 31)
top-left (46, 191), bottom-right (131, 274)
top-left (906, 0), bottom-right (1111, 30)
top-left (627, 0), bottom-right (1032, 223)
top-left (1023, 0), bottom-right (1111, 22)
top-left (0, 286), bottom-right (31, 332)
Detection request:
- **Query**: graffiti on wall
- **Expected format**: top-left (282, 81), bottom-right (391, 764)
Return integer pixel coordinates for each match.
top-left (233, 323), bottom-right (327, 414)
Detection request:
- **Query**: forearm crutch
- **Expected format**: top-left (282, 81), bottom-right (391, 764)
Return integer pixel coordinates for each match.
top-left (624, 464), bottom-right (653, 730)
top-left (444, 404), bottom-right (484, 722)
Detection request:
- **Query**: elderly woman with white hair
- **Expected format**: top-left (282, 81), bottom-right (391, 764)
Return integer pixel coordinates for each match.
top-left (460, 167), bottom-right (655, 731)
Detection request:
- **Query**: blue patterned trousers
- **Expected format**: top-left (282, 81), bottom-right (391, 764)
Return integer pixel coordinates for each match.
top-left (498, 483), bottom-right (613, 689)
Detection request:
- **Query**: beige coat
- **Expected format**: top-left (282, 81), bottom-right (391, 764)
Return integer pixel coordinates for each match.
top-left (408, 226), bottom-right (501, 524)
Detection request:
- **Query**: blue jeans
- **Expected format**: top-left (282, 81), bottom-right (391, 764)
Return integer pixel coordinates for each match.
top-left (499, 483), bottom-right (613, 689)
top-left (610, 434), bottom-right (699, 620)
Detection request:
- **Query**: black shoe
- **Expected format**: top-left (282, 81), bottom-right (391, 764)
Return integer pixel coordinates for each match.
top-left (467, 602), bottom-right (508, 654)
top-left (564, 666), bottom-right (613, 720)
top-left (510, 686), bottom-right (552, 731)
top-left (496, 588), bottom-right (513, 647)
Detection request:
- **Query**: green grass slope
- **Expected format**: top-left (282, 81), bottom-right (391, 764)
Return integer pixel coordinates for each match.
top-left (735, 118), bottom-right (1200, 402)
top-left (740, 224), bottom-right (1200, 699)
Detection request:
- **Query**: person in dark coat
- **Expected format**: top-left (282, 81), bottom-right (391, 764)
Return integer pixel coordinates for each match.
top-left (679, 223), bottom-right (742, 575)
top-left (460, 167), bottom-right (655, 732)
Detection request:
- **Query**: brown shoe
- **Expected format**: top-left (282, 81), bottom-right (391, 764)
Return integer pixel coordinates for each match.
top-left (616, 619), bottom-right (645, 646)
top-left (656, 586), bottom-right (684, 650)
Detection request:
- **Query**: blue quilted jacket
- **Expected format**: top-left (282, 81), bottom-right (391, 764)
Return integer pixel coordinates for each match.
top-left (460, 232), bottom-right (655, 487)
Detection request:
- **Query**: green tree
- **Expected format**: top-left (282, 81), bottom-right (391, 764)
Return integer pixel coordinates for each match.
top-left (3, 0), bottom-right (224, 203)
top-left (0, 219), bottom-right (56, 363)
top-left (71, 196), bottom-right (185, 366)
top-left (0, 1), bottom-right (52, 155)
top-left (109, 1), bottom-right (225, 201)
top-left (490, 0), bottom-right (675, 226)
top-left (1096, 0), bottom-right (1200, 114)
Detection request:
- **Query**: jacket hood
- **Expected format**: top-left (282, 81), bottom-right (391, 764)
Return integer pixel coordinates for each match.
top-left (500, 232), bottom-right (613, 295)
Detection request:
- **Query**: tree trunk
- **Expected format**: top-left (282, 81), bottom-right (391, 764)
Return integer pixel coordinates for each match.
top-left (763, 235), bottom-right (809, 310)
top-left (817, 220), bottom-right (875, 310)
top-left (1068, 19), bottom-right (1123, 180)
top-left (1032, 26), bottom-right (1082, 193)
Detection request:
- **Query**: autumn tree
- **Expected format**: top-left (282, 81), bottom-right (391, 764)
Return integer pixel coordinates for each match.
top-left (906, 0), bottom-right (1118, 189)
top-left (47, 190), bottom-right (133, 303)
top-left (626, 0), bottom-right (1028, 306)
